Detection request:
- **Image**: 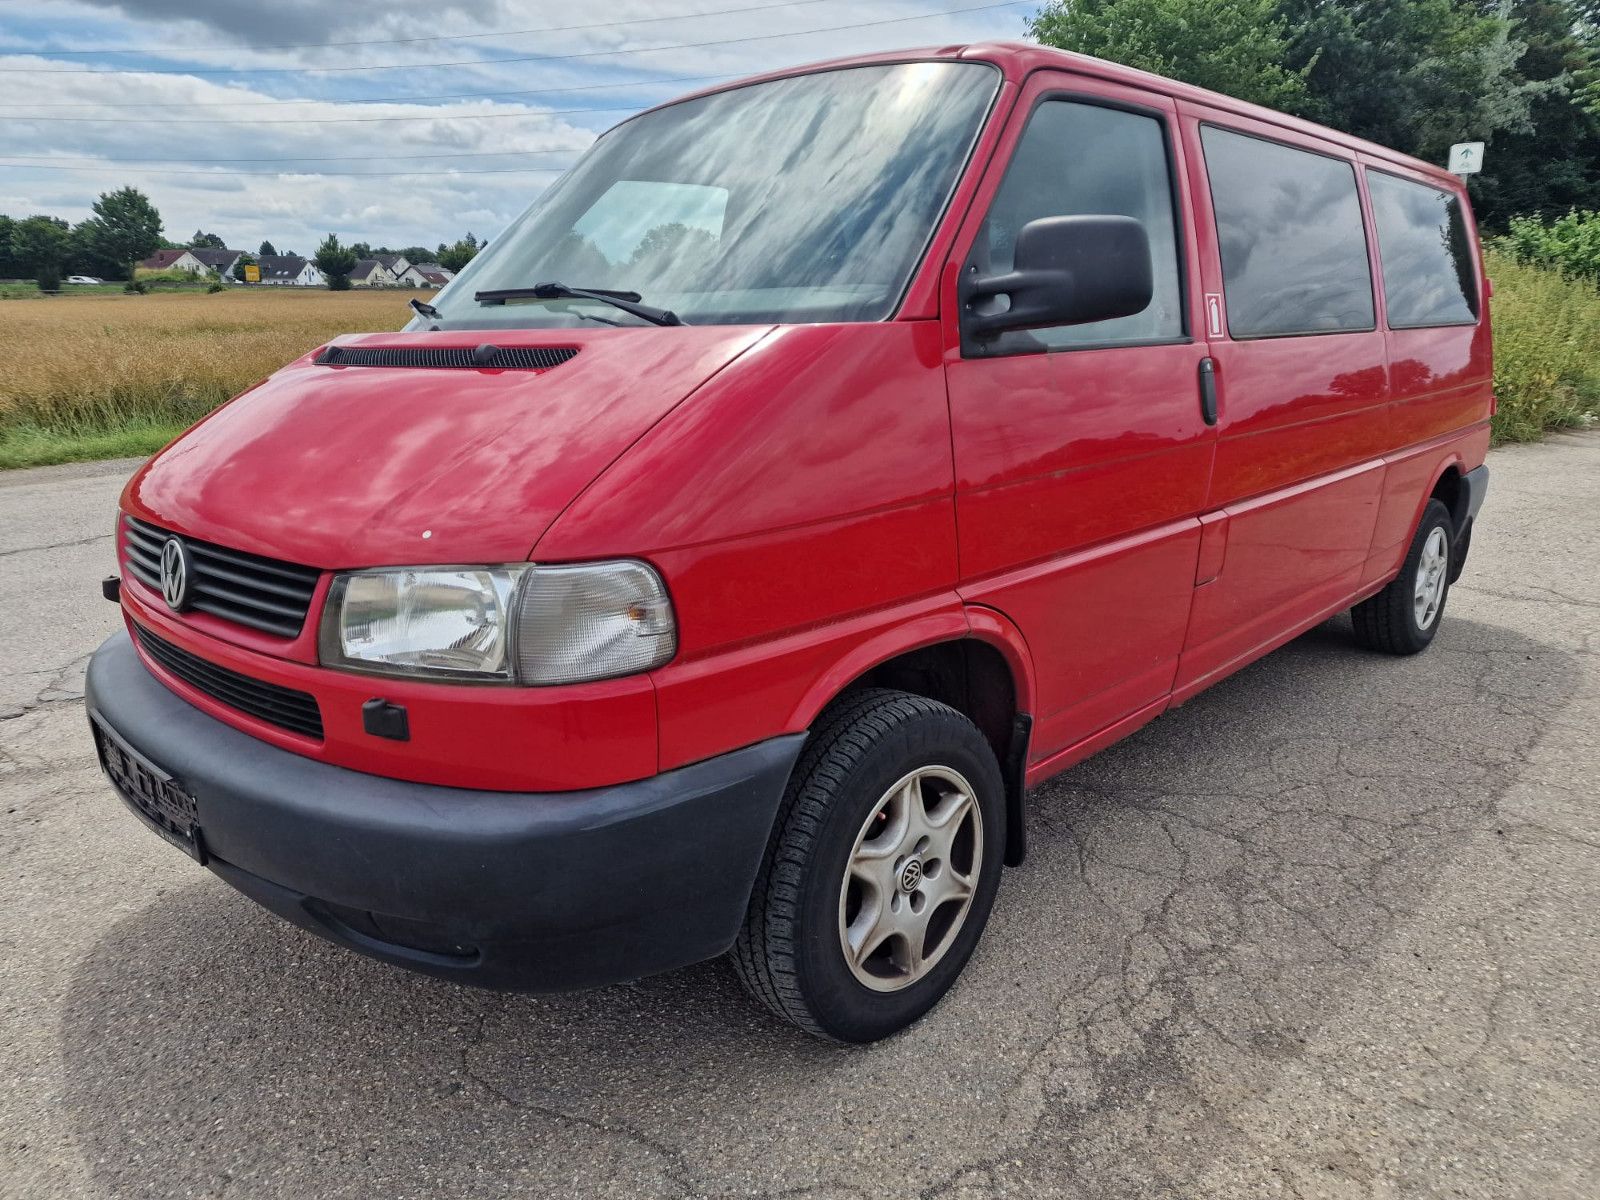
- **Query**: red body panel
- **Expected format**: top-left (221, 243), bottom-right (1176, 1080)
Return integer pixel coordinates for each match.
top-left (123, 325), bottom-right (771, 567)
top-left (115, 41), bottom-right (1493, 798)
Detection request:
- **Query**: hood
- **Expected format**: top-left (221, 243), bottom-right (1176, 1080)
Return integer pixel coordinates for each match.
top-left (124, 325), bottom-right (772, 568)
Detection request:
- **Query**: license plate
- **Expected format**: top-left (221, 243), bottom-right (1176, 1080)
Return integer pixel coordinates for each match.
top-left (90, 712), bottom-right (206, 863)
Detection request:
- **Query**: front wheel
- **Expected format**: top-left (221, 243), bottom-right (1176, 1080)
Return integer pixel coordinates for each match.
top-left (731, 689), bottom-right (1005, 1042)
top-left (1351, 497), bottom-right (1454, 655)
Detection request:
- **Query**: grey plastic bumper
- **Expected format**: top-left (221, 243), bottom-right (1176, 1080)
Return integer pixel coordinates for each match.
top-left (85, 631), bottom-right (804, 991)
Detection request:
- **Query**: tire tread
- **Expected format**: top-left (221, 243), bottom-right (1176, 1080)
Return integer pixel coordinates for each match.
top-left (1350, 498), bottom-right (1453, 655)
top-left (730, 688), bottom-right (972, 1038)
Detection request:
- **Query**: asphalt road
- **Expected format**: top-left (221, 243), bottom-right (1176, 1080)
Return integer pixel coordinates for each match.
top-left (2, 434), bottom-right (1597, 1200)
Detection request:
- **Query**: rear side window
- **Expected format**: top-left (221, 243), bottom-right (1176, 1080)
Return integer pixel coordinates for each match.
top-left (976, 99), bottom-right (1184, 349)
top-left (1366, 170), bottom-right (1479, 328)
top-left (1201, 126), bottom-right (1374, 338)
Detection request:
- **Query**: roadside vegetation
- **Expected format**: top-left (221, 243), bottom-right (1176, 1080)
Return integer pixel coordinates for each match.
top-left (1484, 247), bottom-right (1600, 442)
top-left (0, 289), bottom-right (430, 469)
top-left (1497, 208), bottom-right (1600, 286)
top-left (1, 254), bottom-right (1590, 470)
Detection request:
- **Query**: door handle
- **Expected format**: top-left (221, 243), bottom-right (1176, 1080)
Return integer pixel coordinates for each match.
top-left (1198, 357), bottom-right (1219, 426)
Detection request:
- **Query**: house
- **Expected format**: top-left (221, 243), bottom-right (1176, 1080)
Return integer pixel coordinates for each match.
top-left (374, 253), bottom-right (412, 277)
top-left (138, 247), bottom-right (243, 279)
top-left (256, 255), bottom-right (325, 286)
top-left (187, 248), bottom-right (243, 279)
top-left (138, 248), bottom-right (207, 275)
top-left (386, 259), bottom-right (452, 287)
top-left (349, 258), bottom-right (398, 287)
top-left (410, 262), bottom-right (454, 288)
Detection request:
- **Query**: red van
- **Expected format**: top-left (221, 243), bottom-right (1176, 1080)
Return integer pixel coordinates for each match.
top-left (88, 42), bottom-right (1491, 1042)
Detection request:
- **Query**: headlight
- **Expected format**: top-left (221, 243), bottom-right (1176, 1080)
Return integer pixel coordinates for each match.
top-left (319, 561), bottom-right (676, 685)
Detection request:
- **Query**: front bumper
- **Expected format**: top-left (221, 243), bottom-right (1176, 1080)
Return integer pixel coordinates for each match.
top-left (86, 632), bottom-right (804, 991)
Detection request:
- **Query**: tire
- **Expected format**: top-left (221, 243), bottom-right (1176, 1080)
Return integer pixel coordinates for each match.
top-left (1351, 498), bottom-right (1454, 655)
top-left (731, 688), bottom-right (1006, 1042)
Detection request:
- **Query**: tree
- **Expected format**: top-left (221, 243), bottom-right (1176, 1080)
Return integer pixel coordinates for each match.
top-left (0, 215), bottom-right (18, 278)
top-left (437, 233), bottom-right (481, 273)
top-left (76, 187), bottom-right (162, 283)
top-left (232, 253), bottom-right (258, 282)
top-left (1029, 0), bottom-right (1312, 109)
top-left (1468, 0), bottom-right (1600, 228)
top-left (190, 229), bottom-right (226, 249)
top-left (13, 215), bottom-right (71, 290)
top-left (1277, 0), bottom-right (1557, 167)
top-left (350, 241), bottom-right (373, 259)
top-left (258, 239), bottom-right (277, 256)
top-left (1028, 0), bottom-right (1599, 228)
top-left (313, 232), bottom-right (356, 290)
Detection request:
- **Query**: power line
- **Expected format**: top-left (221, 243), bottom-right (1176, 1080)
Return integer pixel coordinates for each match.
top-left (9, 0), bottom-right (846, 56)
top-left (0, 72), bottom-right (736, 110)
top-left (7, 101), bottom-right (644, 125)
top-left (0, 161), bottom-right (573, 177)
top-left (0, 147), bottom-right (592, 164)
top-left (0, 2), bottom-right (1026, 76)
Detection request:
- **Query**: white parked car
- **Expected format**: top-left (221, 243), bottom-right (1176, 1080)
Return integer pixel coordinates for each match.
top-left (65, 275), bottom-right (103, 285)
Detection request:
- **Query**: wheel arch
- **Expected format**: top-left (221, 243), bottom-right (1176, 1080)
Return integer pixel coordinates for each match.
top-left (786, 605), bottom-right (1036, 866)
top-left (1428, 460), bottom-right (1469, 533)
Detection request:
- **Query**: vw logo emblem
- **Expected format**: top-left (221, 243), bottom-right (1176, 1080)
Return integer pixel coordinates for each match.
top-left (899, 859), bottom-right (923, 893)
top-left (159, 537), bottom-right (194, 611)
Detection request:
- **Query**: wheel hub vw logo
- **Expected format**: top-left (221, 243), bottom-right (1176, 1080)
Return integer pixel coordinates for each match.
top-left (159, 537), bottom-right (194, 611)
top-left (898, 859), bottom-right (923, 893)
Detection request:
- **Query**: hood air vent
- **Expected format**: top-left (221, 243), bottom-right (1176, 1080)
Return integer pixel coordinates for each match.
top-left (315, 344), bottom-right (578, 371)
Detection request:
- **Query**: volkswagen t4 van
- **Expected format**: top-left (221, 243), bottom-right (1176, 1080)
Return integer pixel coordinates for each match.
top-left (88, 43), bottom-right (1491, 1042)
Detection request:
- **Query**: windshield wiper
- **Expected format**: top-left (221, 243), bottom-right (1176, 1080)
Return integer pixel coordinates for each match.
top-left (473, 282), bottom-right (684, 327)
top-left (409, 297), bottom-right (442, 321)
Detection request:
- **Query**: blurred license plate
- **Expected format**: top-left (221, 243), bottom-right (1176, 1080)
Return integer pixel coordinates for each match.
top-left (90, 712), bottom-right (205, 862)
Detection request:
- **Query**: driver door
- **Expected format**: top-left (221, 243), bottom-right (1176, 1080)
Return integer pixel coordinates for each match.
top-left (946, 72), bottom-right (1216, 769)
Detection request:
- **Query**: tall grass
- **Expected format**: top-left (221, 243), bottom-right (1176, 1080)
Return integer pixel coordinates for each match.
top-left (0, 289), bottom-right (427, 468)
top-left (0, 264), bottom-right (1593, 469)
top-left (1486, 248), bottom-right (1600, 443)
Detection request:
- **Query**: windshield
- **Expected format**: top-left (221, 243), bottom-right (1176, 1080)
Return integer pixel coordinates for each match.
top-left (420, 61), bottom-right (998, 329)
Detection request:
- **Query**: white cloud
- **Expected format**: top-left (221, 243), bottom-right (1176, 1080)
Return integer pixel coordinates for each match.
top-left (1, 1), bottom-right (1038, 250)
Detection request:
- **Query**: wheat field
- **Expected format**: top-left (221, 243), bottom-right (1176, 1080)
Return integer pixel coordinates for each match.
top-left (0, 289), bottom-right (431, 467)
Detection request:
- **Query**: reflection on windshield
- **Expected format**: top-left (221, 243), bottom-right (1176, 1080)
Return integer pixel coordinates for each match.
top-left (428, 62), bottom-right (998, 329)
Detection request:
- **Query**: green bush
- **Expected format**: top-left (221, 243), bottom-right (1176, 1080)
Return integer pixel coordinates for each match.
top-left (206, 281), bottom-right (225, 294)
top-left (1487, 248), bottom-right (1600, 442)
top-left (123, 279), bottom-right (146, 294)
top-left (1497, 210), bottom-right (1600, 286)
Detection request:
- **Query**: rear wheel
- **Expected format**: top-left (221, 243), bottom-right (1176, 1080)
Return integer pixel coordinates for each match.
top-left (1351, 498), bottom-right (1454, 655)
top-left (731, 689), bottom-right (1005, 1042)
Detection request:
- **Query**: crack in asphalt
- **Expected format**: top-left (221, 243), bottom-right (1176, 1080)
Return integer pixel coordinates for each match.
top-left (0, 532), bottom-right (113, 560)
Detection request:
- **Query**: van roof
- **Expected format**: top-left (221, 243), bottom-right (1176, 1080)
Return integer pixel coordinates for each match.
top-left (649, 41), bottom-right (1458, 188)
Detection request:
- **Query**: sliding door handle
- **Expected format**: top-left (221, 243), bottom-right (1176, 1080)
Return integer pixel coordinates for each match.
top-left (1198, 357), bottom-right (1219, 426)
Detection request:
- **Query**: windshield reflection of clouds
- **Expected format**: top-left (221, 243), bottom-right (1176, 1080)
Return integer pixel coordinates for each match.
top-left (433, 62), bottom-right (998, 328)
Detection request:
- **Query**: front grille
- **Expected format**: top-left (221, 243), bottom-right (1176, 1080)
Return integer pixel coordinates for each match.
top-left (316, 344), bottom-right (578, 370)
top-left (122, 517), bottom-right (320, 639)
top-left (134, 623), bottom-right (324, 740)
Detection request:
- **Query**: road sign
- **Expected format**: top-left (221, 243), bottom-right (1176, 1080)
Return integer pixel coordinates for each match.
top-left (1448, 142), bottom-right (1484, 175)
top-left (244, 263), bottom-right (260, 283)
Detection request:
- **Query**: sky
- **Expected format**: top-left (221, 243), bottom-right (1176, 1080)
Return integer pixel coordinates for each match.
top-left (0, 0), bottom-right (1042, 254)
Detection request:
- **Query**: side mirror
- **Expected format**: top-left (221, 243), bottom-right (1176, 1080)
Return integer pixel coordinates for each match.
top-left (962, 214), bottom-right (1154, 342)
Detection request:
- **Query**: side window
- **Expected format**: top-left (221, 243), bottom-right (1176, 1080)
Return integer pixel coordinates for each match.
top-left (1366, 170), bottom-right (1479, 328)
top-left (1200, 126), bottom-right (1374, 338)
top-left (978, 99), bottom-right (1184, 349)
